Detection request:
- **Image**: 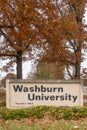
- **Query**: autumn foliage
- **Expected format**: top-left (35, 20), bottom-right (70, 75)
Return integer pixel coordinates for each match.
top-left (0, 0), bottom-right (86, 79)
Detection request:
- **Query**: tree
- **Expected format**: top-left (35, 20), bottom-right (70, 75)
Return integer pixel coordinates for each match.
top-left (30, 0), bottom-right (87, 80)
top-left (55, 0), bottom-right (86, 79)
top-left (27, 61), bottom-right (64, 80)
top-left (34, 43), bottom-right (65, 80)
top-left (40, 0), bottom-right (86, 79)
top-left (0, 0), bottom-right (67, 79)
top-left (0, 0), bottom-right (38, 78)
top-left (0, 0), bottom-right (60, 79)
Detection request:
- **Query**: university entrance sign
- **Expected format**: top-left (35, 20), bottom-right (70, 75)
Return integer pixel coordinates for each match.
top-left (6, 80), bottom-right (83, 109)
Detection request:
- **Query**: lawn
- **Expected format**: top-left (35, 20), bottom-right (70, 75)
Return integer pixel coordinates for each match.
top-left (0, 118), bottom-right (87, 130)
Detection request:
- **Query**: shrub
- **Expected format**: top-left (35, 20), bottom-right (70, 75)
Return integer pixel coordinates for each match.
top-left (0, 106), bottom-right (87, 120)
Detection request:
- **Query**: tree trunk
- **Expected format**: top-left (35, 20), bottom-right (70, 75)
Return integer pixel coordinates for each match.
top-left (74, 46), bottom-right (81, 79)
top-left (75, 61), bottom-right (80, 79)
top-left (16, 51), bottom-right (22, 79)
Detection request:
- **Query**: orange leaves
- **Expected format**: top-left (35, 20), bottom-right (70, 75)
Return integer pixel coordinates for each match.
top-left (61, 14), bottom-right (82, 40)
top-left (0, 0), bottom-right (86, 79)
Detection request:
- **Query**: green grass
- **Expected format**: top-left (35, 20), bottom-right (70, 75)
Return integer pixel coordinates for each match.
top-left (0, 121), bottom-right (87, 130)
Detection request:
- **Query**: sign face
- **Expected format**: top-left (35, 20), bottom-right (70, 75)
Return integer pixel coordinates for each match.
top-left (6, 80), bottom-right (83, 109)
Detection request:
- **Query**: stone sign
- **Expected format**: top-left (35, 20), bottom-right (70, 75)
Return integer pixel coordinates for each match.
top-left (6, 80), bottom-right (83, 109)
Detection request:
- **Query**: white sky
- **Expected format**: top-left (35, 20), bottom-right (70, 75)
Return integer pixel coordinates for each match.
top-left (81, 7), bottom-right (87, 68)
top-left (23, 61), bottom-right (32, 78)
